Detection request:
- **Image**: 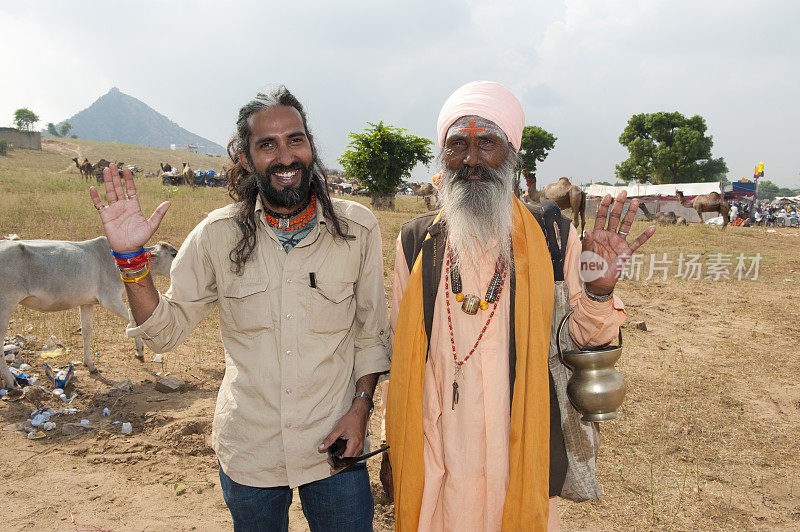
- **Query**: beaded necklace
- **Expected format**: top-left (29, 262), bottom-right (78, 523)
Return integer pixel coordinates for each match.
top-left (444, 245), bottom-right (508, 409)
top-left (264, 195), bottom-right (316, 231)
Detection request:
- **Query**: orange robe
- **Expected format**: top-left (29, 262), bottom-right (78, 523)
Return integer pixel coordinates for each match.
top-left (386, 204), bottom-right (625, 531)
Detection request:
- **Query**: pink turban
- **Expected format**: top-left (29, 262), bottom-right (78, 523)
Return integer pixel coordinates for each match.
top-left (436, 80), bottom-right (525, 151)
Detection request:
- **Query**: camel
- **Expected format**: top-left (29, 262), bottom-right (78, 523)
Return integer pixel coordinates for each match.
top-left (72, 157), bottom-right (93, 181)
top-left (418, 182), bottom-right (438, 211)
top-left (521, 171), bottom-right (542, 203)
top-left (160, 162), bottom-right (173, 173)
top-left (418, 183), bottom-right (436, 197)
top-left (675, 190), bottom-right (730, 228)
top-left (182, 162), bottom-right (195, 187)
top-left (89, 159), bottom-right (112, 183)
top-left (638, 203), bottom-right (687, 225)
top-left (526, 175), bottom-right (586, 234)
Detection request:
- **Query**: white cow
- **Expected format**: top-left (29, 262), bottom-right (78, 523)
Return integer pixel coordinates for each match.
top-left (0, 237), bottom-right (177, 388)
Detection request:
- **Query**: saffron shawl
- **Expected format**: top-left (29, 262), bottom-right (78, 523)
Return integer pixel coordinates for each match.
top-left (387, 197), bottom-right (555, 530)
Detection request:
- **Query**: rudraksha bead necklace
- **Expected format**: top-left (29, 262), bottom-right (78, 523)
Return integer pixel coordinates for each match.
top-left (444, 245), bottom-right (507, 409)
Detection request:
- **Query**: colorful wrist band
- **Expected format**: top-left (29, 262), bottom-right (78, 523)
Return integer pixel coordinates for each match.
top-left (120, 263), bottom-right (149, 279)
top-left (120, 265), bottom-right (150, 284)
top-left (112, 247), bottom-right (145, 258)
top-left (115, 251), bottom-right (151, 270)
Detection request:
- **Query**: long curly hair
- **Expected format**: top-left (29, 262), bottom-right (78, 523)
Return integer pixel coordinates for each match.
top-left (226, 86), bottom-right (352, 275)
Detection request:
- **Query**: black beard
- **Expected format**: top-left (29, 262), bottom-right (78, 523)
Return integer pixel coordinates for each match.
top-left (253, 161), bottom-right (313, 209)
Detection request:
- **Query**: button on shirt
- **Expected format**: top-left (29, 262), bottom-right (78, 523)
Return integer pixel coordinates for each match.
top-left (127, 196), bottom-right (391, 488)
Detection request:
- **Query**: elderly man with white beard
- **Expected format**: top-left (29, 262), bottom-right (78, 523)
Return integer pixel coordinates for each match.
top-left (382, 81), bottom-right (655, 531)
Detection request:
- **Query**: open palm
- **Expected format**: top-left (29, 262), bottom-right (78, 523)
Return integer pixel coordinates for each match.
top-left (581, 191), bottom-right (655, 295)
top-left (89, 164), bottom-right (170, 253)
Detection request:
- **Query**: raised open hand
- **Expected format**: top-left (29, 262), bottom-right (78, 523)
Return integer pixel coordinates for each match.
top-left (581, 191), bottom-right (655, 296)
top-left (89, 164), bottom-right (170, 253)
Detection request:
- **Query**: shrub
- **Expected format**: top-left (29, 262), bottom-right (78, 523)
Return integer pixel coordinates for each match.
top-left (0, 139), bottom-right (8, 156)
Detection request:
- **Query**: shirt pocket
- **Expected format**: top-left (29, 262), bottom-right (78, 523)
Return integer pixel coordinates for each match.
top-left (308, 281), bottom-right (355, 335)
top-left (221, 279), bottom-right (275, 335)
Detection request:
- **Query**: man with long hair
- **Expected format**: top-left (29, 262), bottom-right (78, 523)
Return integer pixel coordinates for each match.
top-left (89, 86), bottom-right (389, 531)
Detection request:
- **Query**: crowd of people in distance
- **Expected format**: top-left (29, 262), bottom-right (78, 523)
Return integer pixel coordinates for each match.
top-left (730, 200), bottom-right (799, 227)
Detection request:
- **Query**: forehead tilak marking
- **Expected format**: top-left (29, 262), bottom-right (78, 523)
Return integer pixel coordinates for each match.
top-left (446, 116), bottom-right (507, 142)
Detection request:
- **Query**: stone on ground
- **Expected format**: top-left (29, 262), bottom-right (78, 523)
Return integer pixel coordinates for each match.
top-left (155, 376), bottom-right (185, 393)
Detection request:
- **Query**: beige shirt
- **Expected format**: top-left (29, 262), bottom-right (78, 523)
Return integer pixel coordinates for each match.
top-left (128, 196), bottom-right (391, 488)
top-left (385, 224), bottom-right (625, 530)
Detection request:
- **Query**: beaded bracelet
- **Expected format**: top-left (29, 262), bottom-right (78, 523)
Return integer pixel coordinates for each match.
top-left (112, 247), bottom-right (145, 259)
top-left (584, 285), bottom-right (614, 302)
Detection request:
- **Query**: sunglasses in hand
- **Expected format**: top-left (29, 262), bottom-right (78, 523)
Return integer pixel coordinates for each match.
top-left (327, 437), bottom-right (389, 473)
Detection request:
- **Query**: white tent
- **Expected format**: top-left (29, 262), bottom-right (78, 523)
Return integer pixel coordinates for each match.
top-left (773, 196), bottom-right (800, 204)
top-left (585, 182), bottom-right (722, 200)
top-left (583, 182), bottom-right (724, 223)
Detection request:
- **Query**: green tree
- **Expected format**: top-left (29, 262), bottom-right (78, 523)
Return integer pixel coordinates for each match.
top-left (13, 108), bottom-right (39, 132)
top-left (594, 181), bottom-right (613, 186)
top-left (339, 121), bottom-right (433, 210)
top-left (757, 180), bottom-right (800, 201)
top-left (59, 121), bottom-right (73, 137)
top-left (46, 121), bottom-right (74, 138)
top-left (517, 125), bottom-right (556, 195)
top-left (615, 111), bottom-right (727, 184)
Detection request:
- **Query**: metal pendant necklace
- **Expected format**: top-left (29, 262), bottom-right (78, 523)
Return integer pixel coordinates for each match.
top-left (444, 245), bottom-right (507, 409)
top-left (450, 255), bottom-right (506, 315)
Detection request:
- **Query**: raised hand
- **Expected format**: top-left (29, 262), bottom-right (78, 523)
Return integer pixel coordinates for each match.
top-left (581, 191), bottom-right (655, 296)
top-left (89, 164), bottom-right (170, 253)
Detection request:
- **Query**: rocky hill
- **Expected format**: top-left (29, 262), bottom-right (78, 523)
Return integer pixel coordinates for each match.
top-left (50, 88), bottom-right (225, 155)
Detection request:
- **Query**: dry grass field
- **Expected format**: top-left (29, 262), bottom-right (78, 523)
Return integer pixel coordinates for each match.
top-left (1, 139), bottom-right (799, 531)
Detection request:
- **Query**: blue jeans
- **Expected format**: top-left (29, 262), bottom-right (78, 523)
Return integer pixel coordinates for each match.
top-left (219, 464), bottom-right (374, 532)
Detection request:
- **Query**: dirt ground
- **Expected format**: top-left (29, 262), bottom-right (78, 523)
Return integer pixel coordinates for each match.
top-left (2, 142), bottom-right (799, 530)
top-left (4, 224), bottom-right (799, 531)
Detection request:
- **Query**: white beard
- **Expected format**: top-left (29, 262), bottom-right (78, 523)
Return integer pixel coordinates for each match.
top-left (438, 153), bottom-right (516, 272)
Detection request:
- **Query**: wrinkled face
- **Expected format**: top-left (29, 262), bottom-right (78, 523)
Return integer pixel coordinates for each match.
top-left (442, 116), bottom-right (511, 179)
top-left (239, 105), bottom-right (314, 209)
top-left (438, 116), bottom-right (516, 269)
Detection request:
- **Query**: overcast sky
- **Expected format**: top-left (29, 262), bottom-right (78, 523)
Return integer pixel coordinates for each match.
top-left (2, 0), bottom-right (797, 187)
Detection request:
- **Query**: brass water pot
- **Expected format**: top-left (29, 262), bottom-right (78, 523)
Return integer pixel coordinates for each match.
top-left (557, 311), bottom-right (626, 422)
